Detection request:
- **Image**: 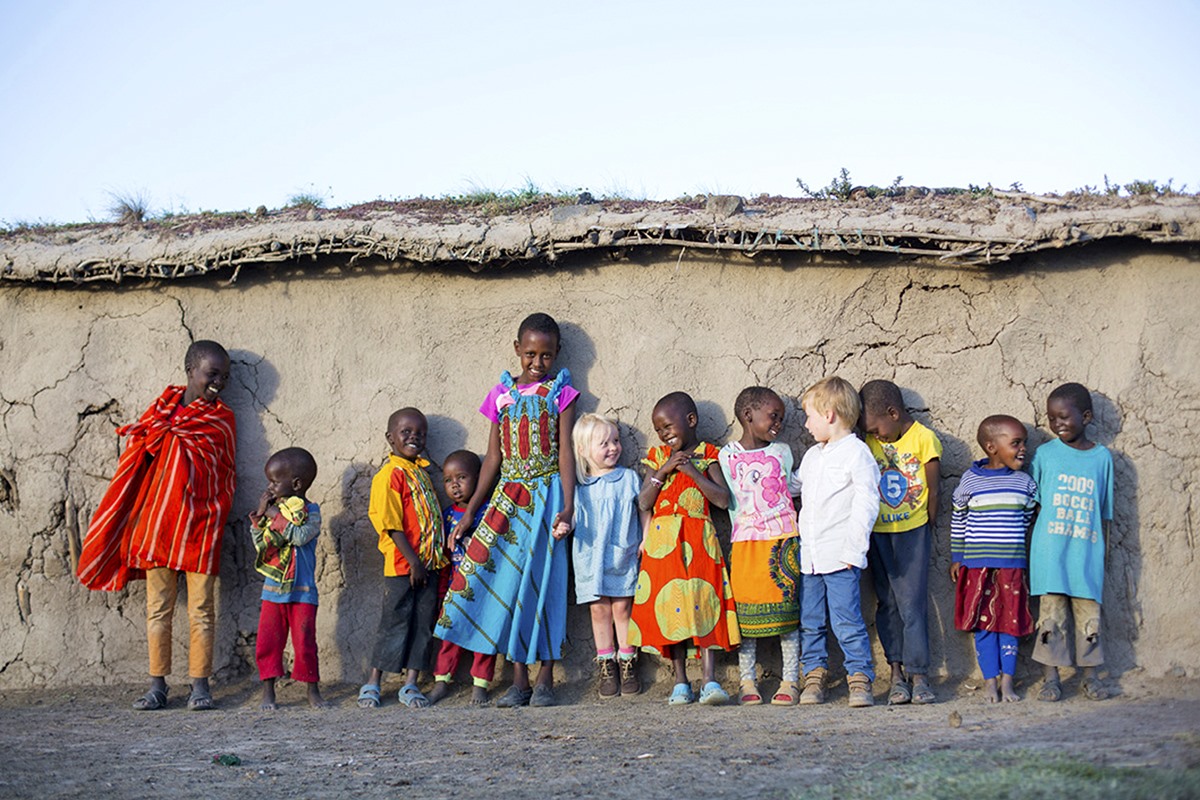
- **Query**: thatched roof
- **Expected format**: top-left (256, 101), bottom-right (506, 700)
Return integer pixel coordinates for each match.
top-left (3, 192), bottom-right (1198, 286)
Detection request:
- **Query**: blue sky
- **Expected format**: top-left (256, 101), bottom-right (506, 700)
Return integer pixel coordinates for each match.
top-left (2, 0), bottom-right (1197, 224)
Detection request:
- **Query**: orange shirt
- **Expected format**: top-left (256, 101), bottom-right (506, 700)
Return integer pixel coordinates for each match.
top-left (368, 454), bottom-right (447, 576)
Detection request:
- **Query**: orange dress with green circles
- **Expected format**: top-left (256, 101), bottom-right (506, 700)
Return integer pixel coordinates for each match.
top-left (629, 442), bottom-right (741, 656)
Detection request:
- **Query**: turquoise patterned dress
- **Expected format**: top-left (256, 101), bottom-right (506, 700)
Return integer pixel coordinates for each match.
top-left (435, 370), bottom-right (571, 663)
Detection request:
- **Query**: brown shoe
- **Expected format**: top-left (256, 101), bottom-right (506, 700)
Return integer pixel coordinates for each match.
top-left (847, 672), bottom-right (875, 708)
top-left (618, 654), bottom-right (640, 696)
top-left (597, 657), bottom-right (619, 699)
top-left (800, 667), bottom-right (827, 705)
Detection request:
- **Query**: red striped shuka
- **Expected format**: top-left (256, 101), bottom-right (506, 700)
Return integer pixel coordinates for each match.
top-left (77, 385), bottom-right (237, 591)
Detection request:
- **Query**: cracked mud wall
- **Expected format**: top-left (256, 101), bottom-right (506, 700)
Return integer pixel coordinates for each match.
top-left (1, 243), bottom-right (1197, 688)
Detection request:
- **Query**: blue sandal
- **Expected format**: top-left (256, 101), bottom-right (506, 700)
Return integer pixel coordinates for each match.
top-left (357, 683), bottom-right (381, 708)
top-left (698, 681), bottom-right (730, 706)
top-left (668, 682), bottom-right (695, 705)
top-left (398, 684), bottom-right (429, 708)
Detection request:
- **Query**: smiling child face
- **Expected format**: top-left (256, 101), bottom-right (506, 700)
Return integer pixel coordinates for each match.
top-left (386, 410), bottom-right (427, 460)
top-left (513, 329), bottom-right (559, 384)
top-left (185, 353), bottom-right (230, 405)
top-left (651, 401), bottom-right (698, 452)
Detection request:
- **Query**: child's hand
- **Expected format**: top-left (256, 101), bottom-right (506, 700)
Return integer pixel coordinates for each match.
top-left (253, 489), bottom-right (274, 520)
top-left (552, 508), bottom-right (573, 540)
top-left (662, 450), bottom-right (693, 475)
top-left (450, 517), bottom-right (470, 547)
top-left (949, 562), bottom-right (962, 582)
top-left (409, 561), bottom-right (428, 588)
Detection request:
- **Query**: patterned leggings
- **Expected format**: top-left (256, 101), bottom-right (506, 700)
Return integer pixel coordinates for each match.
top-left (738, 628), bottom-right (801, 682)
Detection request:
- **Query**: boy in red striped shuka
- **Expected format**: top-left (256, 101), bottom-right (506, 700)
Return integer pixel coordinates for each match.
top-left (77, 340), bottom-right (237, 711)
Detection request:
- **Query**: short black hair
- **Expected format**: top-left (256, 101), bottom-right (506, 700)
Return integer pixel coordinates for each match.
top-left (734, 386), bottom-right (781, 422)
top-left (860, 379), bottom-right (905, 416)
top-left (267, 447), bottom-right (318, 493)
top-left (654, 391), bottom-right (698, 418)
top-left (977, 414), bottom-right (1024, 449)
top-left (388, 407), bottom-right (426, 431)
top-left (517, 312), bottom-right (561, 345)
top-left (1048, 382), bottom-right (1093, 414)
top-left (184, 340), bottom-right (229, 372)
top-left (442, 449), bottom-right (482, 477)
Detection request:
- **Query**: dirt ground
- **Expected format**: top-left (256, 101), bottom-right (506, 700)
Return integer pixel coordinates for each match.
top-left (1, 672), bottom-right (1197, 799)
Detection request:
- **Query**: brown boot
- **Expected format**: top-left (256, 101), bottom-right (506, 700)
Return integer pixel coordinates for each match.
top-left (597, 657), bottom-right (619, 699)
top-left (618, 654), bottom-right (640, 696)
top-left (847, 672), bottom-right (875, 708)
top-left (800, 667), bottom-right (826, 705)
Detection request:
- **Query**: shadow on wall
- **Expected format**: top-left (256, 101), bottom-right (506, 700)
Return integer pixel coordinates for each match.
top-left (329, 462), bottom-right (378, 685)
top-left (214, 350), bottom-right (278, 684)
top-left (1089, 392), bottom-right (1138, 677)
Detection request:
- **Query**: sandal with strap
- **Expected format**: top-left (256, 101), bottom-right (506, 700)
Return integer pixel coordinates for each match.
top-left (397, 684), bottom-right (429, 708)
top-left (698, 680), bottom-right (730, 706)
top-left (888, 679), bottom-right (912, 705)
top-left (1081, 677), bottom-right (1110, 701)
top-left (1037, 678), bottom-right (1062, 702)
top-left (739, 680), bottom-right (763, 706)
top-left (911, 681), bottom-right (936, 705)
top-left (132, 687), bottom-right (168, 711)
top-left (357, 683), bottom-right (381, 709)
top-left (771, 680), bottom-right (799, 706)
top-left (187, 690), bottom-right (215, 711)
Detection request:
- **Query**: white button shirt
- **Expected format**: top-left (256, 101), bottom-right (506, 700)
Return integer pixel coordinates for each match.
top-left (795, 434), bottom-right (882, 575)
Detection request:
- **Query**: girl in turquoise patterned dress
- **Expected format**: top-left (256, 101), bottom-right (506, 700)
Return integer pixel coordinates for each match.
top-left (434, 313), bottom-right (578, 707)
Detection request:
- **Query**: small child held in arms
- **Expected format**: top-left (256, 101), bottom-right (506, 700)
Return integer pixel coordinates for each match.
top-left (951, 415), bottom-right (1037, 703)
top-left (427, 450), bottom-right (496, 706)
top-left (572, 414), bottom-right (646, 698)
top-left (1030, 383), bottom-right (1115, 702)
top-left (631, 391), bottom-right (739, 706)
top-left (359, 407), bottom-right (450, 709)
top-left (794, 377), bottom-right (881, 708)
top-left (860, 379), bottom-right (942, 705)
top-left (250, 447), bottom-right (327, 710)
top-left (718, 387), bottom-right (802, 706)
top-left (435, 312), bottom-right (577, 708)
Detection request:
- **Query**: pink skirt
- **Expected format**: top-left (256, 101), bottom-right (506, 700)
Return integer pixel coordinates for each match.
top-left (954, 567), bottom-right (1033, 636)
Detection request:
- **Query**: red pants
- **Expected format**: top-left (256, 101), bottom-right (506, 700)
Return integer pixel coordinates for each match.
top-left (256, 601), bottom-right (319, 683)
top-left (434, 639), bottom-right (497, 683)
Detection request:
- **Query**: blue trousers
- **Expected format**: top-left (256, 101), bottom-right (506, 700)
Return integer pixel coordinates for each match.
top-left (974, 630), bottom-right (1018, 679)
top-left (868, 524), bottom-right (932, 675)
top-left (800, 567), bottom-right (875, 679)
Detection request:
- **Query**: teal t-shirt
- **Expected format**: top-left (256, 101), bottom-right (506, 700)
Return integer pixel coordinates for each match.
top-left (1028, 439), bottom-right (1114, 601)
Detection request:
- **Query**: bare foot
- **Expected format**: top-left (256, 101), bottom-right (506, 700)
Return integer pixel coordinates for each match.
top-left (306, 684), bottom-right (330, 709)
top-left (1000, 674), bottom-right (1021, 703)
top-left (470, 685), bottom-right (490, 706)
top-left (984, 677), bottom-right (1000, 704)
top-left (426, 682), bottom-right (451, 705)
top-left (261, 679), bottom-right (277, 711)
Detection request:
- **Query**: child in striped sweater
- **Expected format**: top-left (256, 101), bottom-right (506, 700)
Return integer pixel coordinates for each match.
top-left (951, 415), bottom-right (1038, 703)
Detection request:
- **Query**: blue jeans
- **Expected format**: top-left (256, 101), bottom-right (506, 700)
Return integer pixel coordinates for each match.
top-left (868, 524), bottom-right (932, 675)
top-left (800, 567), bottom-right (875, 679)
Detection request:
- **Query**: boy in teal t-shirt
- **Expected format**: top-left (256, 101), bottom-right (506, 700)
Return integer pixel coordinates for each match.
top-left (1029, 383), bottom-right (1114, 702)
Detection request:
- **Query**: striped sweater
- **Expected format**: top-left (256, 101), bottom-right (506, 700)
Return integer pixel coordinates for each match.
top-left (950, 459), bottom-right (1037, 568)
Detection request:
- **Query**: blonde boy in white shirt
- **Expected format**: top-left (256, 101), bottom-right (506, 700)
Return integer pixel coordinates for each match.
top-left (794, 377), bottom-right (882, 708)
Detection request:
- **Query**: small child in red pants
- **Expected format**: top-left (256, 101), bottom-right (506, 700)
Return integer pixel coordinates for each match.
top-left (427, 450), bottom-right (497, 705)
top-left (250, 447), bottom-right (328, 710)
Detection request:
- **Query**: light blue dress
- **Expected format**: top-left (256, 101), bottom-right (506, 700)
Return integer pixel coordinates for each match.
top-left (572, 467), bottom-right (641, 603)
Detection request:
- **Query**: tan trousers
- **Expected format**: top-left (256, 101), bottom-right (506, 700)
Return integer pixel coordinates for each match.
top-left (146, 567), bottom-right (217, 678)
top-left (1032, 593), bottom-right (1103, 668)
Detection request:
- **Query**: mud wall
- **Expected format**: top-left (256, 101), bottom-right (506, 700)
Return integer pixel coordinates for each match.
top-left (1, 243), bottom-right (1197, 689)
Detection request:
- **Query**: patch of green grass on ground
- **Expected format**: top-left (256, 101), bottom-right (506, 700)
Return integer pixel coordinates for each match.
top-left (791, 749), bottom-right (1200, 800)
